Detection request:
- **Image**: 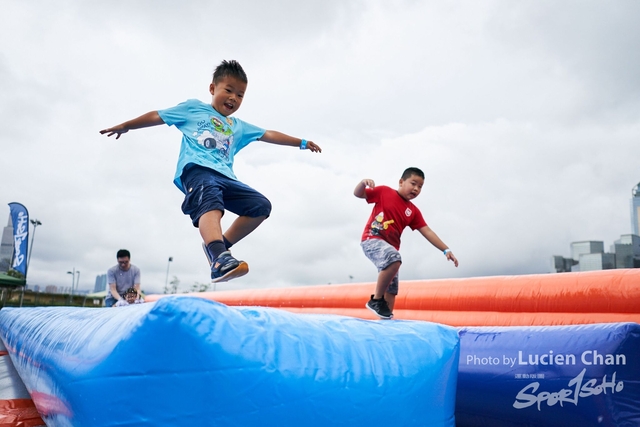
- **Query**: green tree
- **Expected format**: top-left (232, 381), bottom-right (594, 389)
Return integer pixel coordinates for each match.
top-left (163, 276), bottom-right (180, 294)
top-left (6, 269), bottom-right (25, 279)
top-left (189, 282), bottom-right (211, 293)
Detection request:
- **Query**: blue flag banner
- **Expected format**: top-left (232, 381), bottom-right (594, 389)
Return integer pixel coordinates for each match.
top-left (8, 203), bottom-right (29, 276)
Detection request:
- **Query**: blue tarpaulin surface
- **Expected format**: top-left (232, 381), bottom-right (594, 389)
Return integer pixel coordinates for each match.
top-left (0, 297), bottom-right (460, 426)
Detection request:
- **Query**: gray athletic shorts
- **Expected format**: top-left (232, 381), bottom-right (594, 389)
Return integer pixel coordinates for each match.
top-left (360, 238), bottom-right (402, 295)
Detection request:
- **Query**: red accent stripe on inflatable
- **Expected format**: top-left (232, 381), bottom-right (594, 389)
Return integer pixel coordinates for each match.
top-left (30, 392), bottom-right (71, 418)
top-left (0, 399), bottom-right (45, 427)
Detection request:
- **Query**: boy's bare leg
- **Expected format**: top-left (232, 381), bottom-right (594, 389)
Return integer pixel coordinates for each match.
top-left (385, 292), bottom-right (396, 312)
top-left (199, 210), bottom-right (249, 282)
top-left (374, 261), bottom-right (401, 300)
top-left (198, 210), bottom-right (224, 244)
top-left (223, 215), bottom-right (267, 246)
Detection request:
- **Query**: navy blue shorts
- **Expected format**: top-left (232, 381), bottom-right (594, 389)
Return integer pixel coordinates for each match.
top-left (180, 165), bottom-right (272, 227)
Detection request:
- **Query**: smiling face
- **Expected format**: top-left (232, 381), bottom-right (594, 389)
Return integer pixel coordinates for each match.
top-left (397, 174), bottom-right (424, 201)
top-left (209, 75), bottom-right (246, 116)
top-left (125, 291), bottom-right (137, 304)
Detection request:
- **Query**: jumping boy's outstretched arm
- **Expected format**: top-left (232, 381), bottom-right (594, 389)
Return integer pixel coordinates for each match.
top-left (354, 179), bottom-right (375, 198)
top-left (99, 111), bottom-right (165, 139)
top-left (259, 130), bottom-right (322, 153)
top-left (418, 225), bottom-right (459, 267)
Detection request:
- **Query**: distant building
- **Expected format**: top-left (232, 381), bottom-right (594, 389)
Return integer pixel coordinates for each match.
top-left (94, 274), bottom-right (107, 292)
top-left (632, 183), bottom-right (640, 236)
top-left (552, 181), bottom-right (640, 273)
top-left (0, 216), bottom-right (13, 273)
top-left (550, 256), bottom-right (577, 273)
top-left (579, 252), bottom-right (616, 271)
top-left (611, 234), bottom-right (640, 269)
top-left (571, 241), bottom-right (604, 261)
top-left (551, 235), bottom-right (640, 273)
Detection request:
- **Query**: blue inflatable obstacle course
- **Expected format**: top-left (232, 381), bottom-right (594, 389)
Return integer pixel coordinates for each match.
top-left (456, 323), bottom-right (640, 427)
top-left (0, 297), bottom-right (460, 427)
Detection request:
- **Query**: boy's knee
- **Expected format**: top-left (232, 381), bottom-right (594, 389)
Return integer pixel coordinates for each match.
top-left (384, 260), bottom-right (402, 271)
top-left (262, 198), bottom-right (272, 215)
top-left (247, 197), bottom-right (271, 217)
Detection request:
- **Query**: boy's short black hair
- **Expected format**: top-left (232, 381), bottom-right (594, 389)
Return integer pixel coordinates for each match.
top-left (401, 167), bottom-right (425, 180)
top-left (212, 60), bottom-right (248, 84)
top-left (116, 249), bottom-right (130, 259)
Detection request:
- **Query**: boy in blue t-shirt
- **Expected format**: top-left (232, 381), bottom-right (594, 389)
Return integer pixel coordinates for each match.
top-left (100, 60), bottom-right (321, 283)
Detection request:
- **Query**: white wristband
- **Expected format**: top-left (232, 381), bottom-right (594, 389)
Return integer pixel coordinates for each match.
top-left (443, 249), bottom-right (451, 255)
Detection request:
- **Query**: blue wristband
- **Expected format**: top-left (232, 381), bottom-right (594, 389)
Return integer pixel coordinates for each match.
top-left (443, 249), bottom-right (451, 255)
top-left (300, 139), bottom-right (308, 150)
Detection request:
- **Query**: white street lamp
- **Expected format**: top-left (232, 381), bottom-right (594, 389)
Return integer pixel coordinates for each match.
top-left (165, 257), bottom-right (173, 288)
top-left (66, 268), bottom-right (77, 295)
top-left (26, 219), bottom-right (42, 275)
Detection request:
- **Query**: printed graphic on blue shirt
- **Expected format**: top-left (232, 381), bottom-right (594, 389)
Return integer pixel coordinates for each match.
top-left (157, 99), bottom-right (266, 190)
top-left (194, 116), bottom-right (235, 160)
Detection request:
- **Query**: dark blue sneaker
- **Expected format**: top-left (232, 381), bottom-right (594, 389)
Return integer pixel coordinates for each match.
top-left (211, 251), bottom-right (249, 283)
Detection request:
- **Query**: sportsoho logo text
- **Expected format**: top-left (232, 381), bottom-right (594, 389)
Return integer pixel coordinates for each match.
top-left (513, 368), bottom-right (624, 411)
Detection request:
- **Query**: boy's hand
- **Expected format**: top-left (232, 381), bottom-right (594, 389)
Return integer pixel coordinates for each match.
top-left (446, 251), bottom-right (459, 267)
top-left (99, 125), bottom-right (129, 139)
top-left (99, 112), bottom-right (164, 139)
top-left (362, 179), bottom-right (375, 188)
top-left (305, 141), bottom-right (322, 153)
top-left (354, 179), bottom-right (375, 198)
top-left (259, 131), bottom-right (323, 152)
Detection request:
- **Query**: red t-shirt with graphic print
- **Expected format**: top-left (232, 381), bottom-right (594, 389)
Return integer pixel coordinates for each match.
top-left (360, 185), bottom-right (427, 250)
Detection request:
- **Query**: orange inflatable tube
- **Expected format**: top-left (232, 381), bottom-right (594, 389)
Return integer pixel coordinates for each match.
top-left (146, 269), bottom-right (640, 326)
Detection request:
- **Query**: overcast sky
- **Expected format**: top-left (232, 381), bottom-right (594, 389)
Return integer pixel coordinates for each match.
top-left (1, 1), bottom-right (639, 295)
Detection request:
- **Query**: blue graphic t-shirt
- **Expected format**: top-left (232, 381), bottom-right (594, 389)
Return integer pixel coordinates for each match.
top-left (158, 99), bottom-right (266, 192)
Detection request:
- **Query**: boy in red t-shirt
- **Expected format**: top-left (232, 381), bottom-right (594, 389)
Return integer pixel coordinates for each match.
top-left (354, 167), bottom-right (459, 319)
